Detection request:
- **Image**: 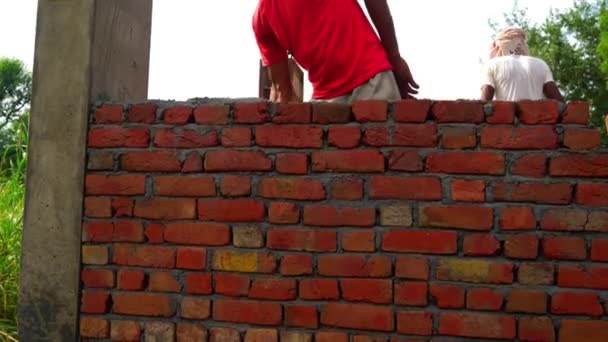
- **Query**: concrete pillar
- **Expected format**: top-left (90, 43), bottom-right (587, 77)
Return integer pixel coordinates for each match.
top-left (18, 1), bottom-right (152, 340)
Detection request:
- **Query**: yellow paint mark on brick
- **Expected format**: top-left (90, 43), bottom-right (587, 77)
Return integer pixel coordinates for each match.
top-left (212, 250), bottom-right (258, 272)
top-left (437, 259), bottom-right (490, 282)
top-left (82, 245), bottom-right (109, 265)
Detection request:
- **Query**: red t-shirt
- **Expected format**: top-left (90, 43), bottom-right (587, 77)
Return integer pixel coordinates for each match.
top-left (253, 0), bottom-right (393, 99)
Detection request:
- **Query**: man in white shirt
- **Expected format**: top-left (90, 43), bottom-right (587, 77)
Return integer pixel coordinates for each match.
top-left (481, 26), bottom-right (563, 102)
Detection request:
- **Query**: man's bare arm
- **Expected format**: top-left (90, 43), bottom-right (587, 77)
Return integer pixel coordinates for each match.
top-left (481, 85), bottom-right (495, 101)
top-left (364, 0), bottom-right (418, 98)
top-left (267, 59), bottom-right (294, 103)
top-left (543, 81), bottom-right (564, 101)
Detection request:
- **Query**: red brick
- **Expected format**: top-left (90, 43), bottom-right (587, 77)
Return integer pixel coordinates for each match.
top-left (134, 198), bottom-right (196, 220)
top-left (153, 175), bottom-right (215, 197)
top-left (430, 284), bottom-right (465, 309)
top-left (592, 239), bottom-right (608, 261)
top-left (506, 289), bottom-right (546, 313)
top-left (84, 221), bottom-right (143, 242)
top-left (370, 176), bottom-right (441, 200)
top-left (84, 197), bottom-right (111, 218)
top-left (342, 231), bottom-right (375, 252)
top-left (164, 222), bottom-right (230, 246)
top-left (112, 198), bottom-right (134, 218)
top-left (364, 126), bottom-right (392, 149)
top-left (268, 227), bottom-right (336, 252)
top-left (121, 151), bottom-right (181, 172)
top-left (94, 104), bottom-right (122, 123)
top-left (388, 149), bottom-right (423, 171)
top-left (113, 244), bottom-right (175, 268)
top-left (395, 281), bottom-right (427, 306)
top-left (439, 312), bottom-right (516, 339)
top-left (559, 319), bottom-right (608, 342)
top-left (154, 128), bottom-right (218, 148)
top-left (220, 175), bottom-right (251, 197)
top-left (274, 102), bottom-right (311, 123)
top-left (519, 317), bottom-right (555, 342)
top-left (182, 151), bottom-right (203, 173)
top-left (331, 177), bottom-right (363, 200)
top-left (543, 236), bottom-right (586, 260)
top-left (256, 125), bottom-right (322, 148)
top-left (500, 207), bottom-right (536, 230)
top-left (127, 103), bottom-right (156, 123)
top-left (487, 101), bottom-right (515, 124)
top-left (176, 247), bottom-right (206, 270)
top-left (395, 256), bottom-right (429, 280)
top-left (451, 179), bottom-right (485, 202)
top-left (85, 174), bottom-right (145, 196)
top-left (395, 311), bottom-right (432, 336)
top-left (426, 151), bottom-right (504, 175)
top-left (577, 183), bottom-right (608, 206)
top-left (562, 101), bottom-right (590, 124)
top-left (504, 234), bottom-right (538, 259)
top-left (463, 234), bottom-right (500, 256)
top-left (382, 229), bottom-right (457, 254)
top-left (316, 331), bottom-right (349, 342)
top-left (519, 262), bottom-right (554, 285)
top-left (258, 178), bottom-right (325, 200)
top-left (389, 124), bottom-right (438, 146)
top-left (321, 303), bottom-right (393, 331)
top-left (352, 100), bottom-right (388, 122)
top-left (244, 327), bottom-right (277, 341)
top-left (328, 126), bottom-right (361, 148)
top-left (149, 271), bottom-right (180, 293)
top-left (88, 127), bottom-right (150, 148)
top-left (304, 205), bottom-right (374, 227)
top-left (319, 255), bottom-right (391, 277)
top-left (393, 99), bottom-right (430, 122)
top-left (300, 279), bottom-right (339, 300)
top-left (481, 126), bottom-right (558, 149)
top-left (552, 291), bottom-right (602, 315)
top-left (312, 150), bottom-right (385, 172)
top-left (280, 254), bottom-right (313, 276)
top-left (184, 273), bottom-right (213, 295)
top-left (276, 153), bottom-right (308, 174)
top-left (194, 104), bottom-right (229, 124)
top-left (234, 102), bottom-right (270, 123)
top-left (221, 127), bottom-right (251, 147)
top-left (268, 202), bottom-right (299, 224)
top-left (341, 278), bottom-right (392, 304)
top-left (431, 101), bottom-right (484, 123)
top-left (467, 288), bottom-right (503, 311)
top-left (442, 126), bottom-right (476, 148)
top-left (540, 208), bottom-right (587, 231)
top-left (113, 292), bottom-right (174, 317)
top-left (199, 199), bottom-right (265, 222)
top-left (144, 223), bottom-right (164, 244)
top-left (283, 305), bottom-right (318, 329)
top-left (249, 278), bottom-right (297, 300)
top-left (419, 205), bottom-right (493, 230)
top-left (512, 154), bottom-right (547, 177)
top-left (81, 290), bottom-right (111, 313)
top-left (80, 317), bottom-right (109, 338)
top-left (215, 273), bottom-right (250, 296)
top-left (518, 100), bottom-right (559, 124)
top-left (213, 299), bottom-right (281, 325)
top-left (177, 323), bottom-right (208, 342)
top-left (81, 268), bottom-right (114, 288)
top-left (110, 320), bottom-right (141, 342)
top-left (205, 150), bottom-right (272, 172)
top-left (551, 155), bottom-right (608, 177)
top-left (493, 181), bottom-right (573, 205)
top-left (117, 269), bottom-right (145, 290)
top-left (163, 105), bottom-right (193, 124)
top-left (564, 128), bottom-right (602, 149)
top-left (436, 259), bottom-right (513, 284)
top-left (312, 102), bottom-right (351, 123)
top-left (209, 327), bottom-right (240, 342)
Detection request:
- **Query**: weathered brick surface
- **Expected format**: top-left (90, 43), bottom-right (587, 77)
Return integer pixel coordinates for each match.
top-left (81, 100), bottom-right (607, 340)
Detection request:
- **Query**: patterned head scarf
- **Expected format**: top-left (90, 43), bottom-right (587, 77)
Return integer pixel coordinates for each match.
top-left (490, 26), bottom-right (530, 59)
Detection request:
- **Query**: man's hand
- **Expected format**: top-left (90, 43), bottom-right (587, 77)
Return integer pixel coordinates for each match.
top-left (389, 56), bottom-right (419, 99)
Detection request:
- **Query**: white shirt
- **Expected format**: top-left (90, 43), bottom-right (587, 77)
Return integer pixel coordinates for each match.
top-left (482, 55), bottom-right (555, 101)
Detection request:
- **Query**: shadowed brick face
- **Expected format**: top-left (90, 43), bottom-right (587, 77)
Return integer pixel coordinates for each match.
top-left (80, 100), bottom-right (607, 341)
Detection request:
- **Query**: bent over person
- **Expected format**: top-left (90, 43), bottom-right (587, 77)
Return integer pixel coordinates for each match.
top-left (481, 26), bottom-right (563, 102)
top-left (252, 0), bottom-right (418, 104)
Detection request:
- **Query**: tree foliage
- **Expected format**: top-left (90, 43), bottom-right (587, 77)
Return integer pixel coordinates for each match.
top-left (492, 0), bottom-right (608, 137)
top-left (0, 58), bottom-right (31, 131)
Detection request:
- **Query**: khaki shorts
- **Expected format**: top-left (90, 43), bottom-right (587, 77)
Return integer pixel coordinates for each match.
top-left (315, 70), bottom-right (401, 104)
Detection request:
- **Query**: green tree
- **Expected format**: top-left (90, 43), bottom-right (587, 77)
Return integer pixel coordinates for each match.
top-left (492, 0), bottom-right (608, 138)
top-left (0, 58), bottom-right (31, 131)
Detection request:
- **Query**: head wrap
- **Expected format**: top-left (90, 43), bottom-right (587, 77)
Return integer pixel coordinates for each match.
top-left (490, 26), bottom-right (530, 59)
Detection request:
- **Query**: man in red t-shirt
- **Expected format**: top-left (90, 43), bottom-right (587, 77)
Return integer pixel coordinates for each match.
top-left (252, 0), bottom-right (418, 103)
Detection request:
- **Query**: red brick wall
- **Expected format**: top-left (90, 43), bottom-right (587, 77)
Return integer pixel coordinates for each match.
top-left (80, 99), bottom-right (608, 341)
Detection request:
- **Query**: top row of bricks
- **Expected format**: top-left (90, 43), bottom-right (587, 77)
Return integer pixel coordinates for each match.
top-left (94, 100), bottom-right (591, 126)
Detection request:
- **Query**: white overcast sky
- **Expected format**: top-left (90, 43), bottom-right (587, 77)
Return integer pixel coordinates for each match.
top-left (0, 0), bottom-right (575, 100)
